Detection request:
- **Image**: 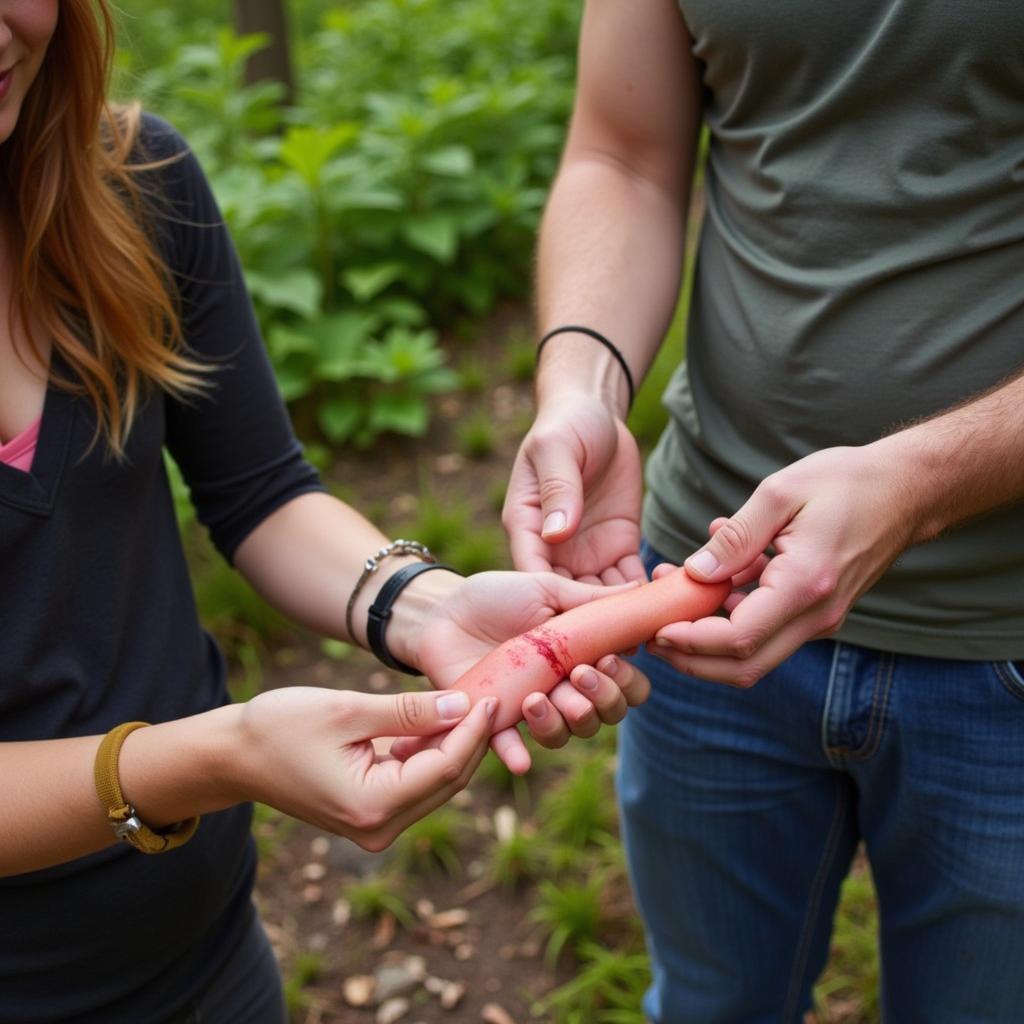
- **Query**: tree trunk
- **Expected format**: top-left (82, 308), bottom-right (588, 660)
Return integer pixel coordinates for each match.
top-left (232, 0), bottom-right (295, 107)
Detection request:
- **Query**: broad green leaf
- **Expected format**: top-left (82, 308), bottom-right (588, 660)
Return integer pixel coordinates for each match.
top-left (247, 269), bottom-right (322, 318)
top-left (267, 325), bottom-right (317, 360)
top-left (317, 397), bottom-right (361, 442)
top-left (367, 393), bottom-right (429, 437)
top-left (421, 145), bottom-right (475, 177)
top-left (273, 360), bottom-right (314, 403)
top-left (341, 263), bottom-right (404, 302)
top-left (316, 310), bottom-right (381, 380)
top-left (279, 124), bottom-right (359, 189)
top-left (372, 298), bottom-right (428, 327)
top-left (401, 214), bottom-right (460, 263)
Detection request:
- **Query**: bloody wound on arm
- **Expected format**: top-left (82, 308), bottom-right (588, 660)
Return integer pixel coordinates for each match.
top-left (451, 569), bottom-right (730, 732)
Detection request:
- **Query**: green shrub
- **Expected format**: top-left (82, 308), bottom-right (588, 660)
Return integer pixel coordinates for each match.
top-left (116, 1), bottom-right (582, 447)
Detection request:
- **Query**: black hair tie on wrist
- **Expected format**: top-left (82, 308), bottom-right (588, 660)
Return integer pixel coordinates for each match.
top-left (366, 562), bottom-right (461, 675)
top-left (536, 325), bottom-right (635, 411)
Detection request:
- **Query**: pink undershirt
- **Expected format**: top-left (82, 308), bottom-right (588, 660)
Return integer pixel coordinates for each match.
top-left (0, 416), bottom-right (41, 473)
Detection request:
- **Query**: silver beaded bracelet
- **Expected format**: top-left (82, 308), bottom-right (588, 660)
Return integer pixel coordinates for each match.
top-left (344, 539), bottom-right (436, 643)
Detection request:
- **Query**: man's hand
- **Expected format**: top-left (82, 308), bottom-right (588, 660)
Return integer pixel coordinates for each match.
top-left (503, 392), bottom-right (646, 584)
top-left (409, 570), bottom-right (650, 772)
top-left (654, 442), bottom-right (923, 687)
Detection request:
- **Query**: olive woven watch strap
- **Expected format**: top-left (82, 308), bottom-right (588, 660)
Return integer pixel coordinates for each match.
top-left (94, 722), bottom-right (200, 854)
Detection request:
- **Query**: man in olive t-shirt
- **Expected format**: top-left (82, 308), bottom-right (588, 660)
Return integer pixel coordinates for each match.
top-left (504, 1), bottom-right (1024, 1021)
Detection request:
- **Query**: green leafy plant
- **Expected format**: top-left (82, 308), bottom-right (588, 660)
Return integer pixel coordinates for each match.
top-left (504, 333), bottom-right (539, 383)
top-left (538, 756), bottom-right (618, 849)
top-left (457, 410), bottom-right (497, 459)
top-left (395, 485), bottom-right (508, 573)
top-left (393, 806), bottom-right (466, 875)
top-left (536, 942), bottom-right (651, 1024)
top-left (530, 874), bottom-right (609, 967)
top-left (282, 950), bottom-right (323, 1016)
top-left (812, 866), bottom-right (880, 1020)
top-left (118, 0), bottom-right (584, 448)
top-left (251, 802), bottom-right (297, 861)
top-left (346, 874), bottom-right (414, 927)
top-left (458, 356), bottom-right (488, 394)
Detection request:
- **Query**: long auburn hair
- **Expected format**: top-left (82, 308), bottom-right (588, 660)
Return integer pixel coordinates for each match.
top-left (0, 0), bottom-right (205, 456)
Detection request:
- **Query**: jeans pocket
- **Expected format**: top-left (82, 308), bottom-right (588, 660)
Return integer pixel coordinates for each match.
top-left (994, 661), bottom-right (1024, 702)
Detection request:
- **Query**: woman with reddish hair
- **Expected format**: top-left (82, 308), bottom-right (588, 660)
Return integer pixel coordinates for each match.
top-left (0, 3), bottom-right (648, 1020)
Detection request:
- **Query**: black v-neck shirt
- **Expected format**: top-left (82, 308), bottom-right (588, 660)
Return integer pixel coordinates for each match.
top-left (0, 116), bottom-right (324, 1022)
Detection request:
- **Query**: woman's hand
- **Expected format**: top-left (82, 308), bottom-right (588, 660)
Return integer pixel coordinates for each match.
top-left (231, 686), bottom-right (496, 851)
top-left (407, 570), bottom-right (650, 772)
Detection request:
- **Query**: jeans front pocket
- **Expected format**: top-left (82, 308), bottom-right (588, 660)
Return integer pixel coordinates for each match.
top-left (993, 661), bottom-right (1024, 702)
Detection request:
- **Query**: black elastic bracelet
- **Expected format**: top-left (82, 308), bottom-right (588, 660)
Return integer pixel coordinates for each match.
top-left (367, 562), bottom-right (462, 675)
top-left (536, 325), bottom-right (635, 410)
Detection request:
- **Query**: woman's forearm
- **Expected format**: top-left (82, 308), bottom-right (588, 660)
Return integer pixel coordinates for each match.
top-left (0, 706), bottom-right (242, 877)
top-left (232, 491), bottom-right (463, 667)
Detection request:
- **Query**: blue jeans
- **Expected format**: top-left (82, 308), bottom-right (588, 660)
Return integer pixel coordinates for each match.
top-left (619, 543), bottom-right (1024, 1023)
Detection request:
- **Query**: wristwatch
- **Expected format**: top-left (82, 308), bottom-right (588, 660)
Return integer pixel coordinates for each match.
top-left (94, 721), bottom-right (199, 854)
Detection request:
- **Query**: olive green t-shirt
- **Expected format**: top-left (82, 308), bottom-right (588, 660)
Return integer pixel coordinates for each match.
top-left (644, 0), bottom-right (1024, 658)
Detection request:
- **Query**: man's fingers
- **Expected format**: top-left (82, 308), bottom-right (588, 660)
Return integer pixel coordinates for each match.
top-left (596, 653), bottom-right (650, 707)
top-left (490, 727), bottom-right (532, 775)
top-left (615, 552), bottom-right (648, 583)
top-left (651, 604), bottom-right (831, 689)
top-left (651, 560), bottom-right (677, 580)
top-left (343, 688), bottom-right (473, 740)
top-left (685, 486), bottom-right (791, 584)
top-left (522, 692), bottom-right (573, 748)
top-left (655, 574), bottom-right (808, 663)
top-left (528, 441), bottom-right (586, 542)
top-left (731, 553), bottom-right (770, 589)
top-left (503, 458), bottom-right (556, 574)
top-left (547, 681), bottom-right (600, 739)
top-left (569, 664), bottom-right (627, 725)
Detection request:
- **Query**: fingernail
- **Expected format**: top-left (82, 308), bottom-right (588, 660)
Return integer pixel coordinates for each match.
top-left (576, 669), bottom-right (599, 691)
top-left (655, 638), bottom-right (671, 648)
top-left (599, 655), bottom-right (619, 677)
top-left (686, 550), bottom-right (719, 576)
top-left (484, 697), bottom-right (499, 720)
top-left (542, 511), bottom-right (566, 537)
top-left (527, 697), bottom-right (547, 719)
top-left (436, 691), bottom-right (470, 720)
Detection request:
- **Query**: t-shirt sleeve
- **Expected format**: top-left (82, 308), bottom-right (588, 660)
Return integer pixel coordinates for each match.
top-left (143, 115), bottom-right (325, 563)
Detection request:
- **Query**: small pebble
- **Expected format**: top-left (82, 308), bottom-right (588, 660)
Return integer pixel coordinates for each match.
top-left (332, 898), bottom-right (352, 927)
top-left (428, 908), bottom-right (469, 930)
top-left (440, 981), bottom-right (468, 1009)
top-left (481, 1003), bottom-right (516, 1024)
top-left (377, 997), bottom-right (410, 1024)
top-left (493, 806), bottom-right (517, 845)
top-left (342, 975), bottom-right (375, 1008)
